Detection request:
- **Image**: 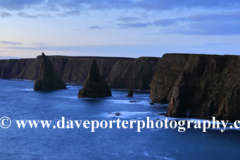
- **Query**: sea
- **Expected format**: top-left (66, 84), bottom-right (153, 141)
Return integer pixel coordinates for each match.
top-left (0, 79), bottom-right (240, 160)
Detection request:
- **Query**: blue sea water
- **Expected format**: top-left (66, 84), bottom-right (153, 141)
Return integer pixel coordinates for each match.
top-left (0, 79), bottom-right (240, 160)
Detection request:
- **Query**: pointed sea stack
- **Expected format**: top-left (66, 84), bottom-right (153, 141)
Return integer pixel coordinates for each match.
top-left (127, 86), bottom-right (133, 97)
top-left (78, 58), bottom-right (112, 98)
top-left (34, 53), bottom-right (66, 91)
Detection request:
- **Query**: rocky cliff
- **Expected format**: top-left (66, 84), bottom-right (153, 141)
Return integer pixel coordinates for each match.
top-left (34, 53), bottom-right (66, 91)
top-left (0, 56), bottom-right (135, 83)
top-left (150, 53), bottom-right (240, 122)
top-left (78, 58), bottom-right (112, 98)
top-left (107, 57), bottom-right (160, 90)
top-left (0, 55), bottom-right (160, 90)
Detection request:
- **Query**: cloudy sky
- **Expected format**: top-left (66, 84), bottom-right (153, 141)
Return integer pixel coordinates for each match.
top-left (0, 0), bottom-right (240, 58)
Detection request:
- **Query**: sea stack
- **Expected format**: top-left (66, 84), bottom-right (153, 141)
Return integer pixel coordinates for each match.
top-left (127, 86), bottom-right (133, 97)
top-left (78, 58), bottom-right (112, 98)
top-left (34, 53), bottom-right (66, 91)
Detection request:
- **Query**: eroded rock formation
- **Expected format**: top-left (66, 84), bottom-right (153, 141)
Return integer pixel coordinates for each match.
top-left (127, 86), bottom-right (133, 97)
top-left (78, 58), bottom-right (112, 98)
top-left (0, 56), bottom-right (160, 91)
top-left (150, 54), bottom-right (240, 122)
top-left (34, 53), bottom-right (66, 91)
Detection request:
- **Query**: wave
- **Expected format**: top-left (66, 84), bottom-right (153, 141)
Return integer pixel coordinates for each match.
top-left (98, 111), bottom-right (152, 119)
top-left (105, 99), bottom-right (167, 107)
top-left (14, 88), bottom-right (34, 92)
top-left (10, 78), bottom-right (34, 82)
top-left (144, 151), bottom-right (175, 160)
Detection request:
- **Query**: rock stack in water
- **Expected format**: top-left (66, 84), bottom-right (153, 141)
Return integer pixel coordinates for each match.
top-left (78, 58), bottom-right (112, 98)
top-left (34, 53), bottom-right (66, 91)
top-left (127, 86), bottom-right (133, 97)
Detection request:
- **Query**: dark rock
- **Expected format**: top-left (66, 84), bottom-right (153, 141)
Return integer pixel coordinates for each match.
top-left (115, 113), bottom-right (121, 116)
top-left (130, 100), bottom-right (137, 103)
top-left (158, 113), bottom-right (166, 116)
top-left (78, 58), bottom-right (112, 98)
top-left (34, 53), bottom-right (66, 91)
top-left (150, 102), bottom-right (154, 105)
top-left (0, 56), bottom-right (135, 84)
top-left (107, 57), bottom-right (161, 90)
top-left (150, 53), bottom-right (240, 122)
top-left (0, 56), bottom-right (159, 91)
top-left (1, 59), bottom-right (18, 79)
top-left (127, 86), bottom-right (133, 97)
top-left (150, 54), bottom-right (188, 104)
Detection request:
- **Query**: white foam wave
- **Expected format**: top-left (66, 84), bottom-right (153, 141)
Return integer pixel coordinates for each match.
top-left (105, 99), bottom-right (163, 106)
top-left (143, 151), bottom-right (175, 160)
top-left (105, 99), bottom-right (141, 104)
top-left (15, 88), bottom-right (34, 91)
top-left (98, 111), bottom-right (152, 118)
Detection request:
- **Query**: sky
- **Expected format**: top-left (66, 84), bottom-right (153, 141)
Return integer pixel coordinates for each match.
top-left (0, 0), bottom-right (240, 58)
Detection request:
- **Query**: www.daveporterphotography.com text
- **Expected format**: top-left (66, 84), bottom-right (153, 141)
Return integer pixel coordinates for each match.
top-left (1, 116), bottom-right (240, 133)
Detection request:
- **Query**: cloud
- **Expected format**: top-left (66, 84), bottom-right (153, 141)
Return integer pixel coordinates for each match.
top-left (117, 11), bottom-right (240, 35)
top-left (89, 26), bottom-right (103, 29)
top-left (0, 0), bottom-right (240, 11)
top-left (117, 22), bottom-right (151, 28)
top-left (58, 10), bottom-right (80, 17)
top-left (18, 12), bottom-right (51, 19)
top-left (0, 1), bottom-right (239, 36)
top-left (153, 19), bottom-right (177, 26)
top-left (58, 0), bottom-right (240, 11)
top-left (116, 19), bottom-right (177, 28)
top-left (0, 0), bottom-right (45, 10)
top-left (1, 12), bottom-right (11, 18)
top-left (163, 11), bottom-right (240, 35)
top-left (177, 11), bottom-right (240, 22)
top-left (0, 41), bottom-right (22, 45)
top-left (137, 0), bottom-right (240, 10)
top-left (165, 21), bottom-right (240, 35)
top-left (117, 17), bottom-right (141, 22)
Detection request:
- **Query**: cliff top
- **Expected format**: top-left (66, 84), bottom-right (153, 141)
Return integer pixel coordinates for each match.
top-left (164, 53), bottom-right (240, 57)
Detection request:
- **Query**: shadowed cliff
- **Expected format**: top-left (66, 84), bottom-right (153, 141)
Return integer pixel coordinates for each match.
top-left (150, 53), bottom-right (240, 122)
top-left (107, 57), bottom-right (160, 90)
top-left (0, 55), bottom-right (160, 90)
top-left (0, 56), bottom-right (135, 82)
top-left (34, 53), bottom-right (66, 91)
top-left (78, 58), bottom-right (112, 98)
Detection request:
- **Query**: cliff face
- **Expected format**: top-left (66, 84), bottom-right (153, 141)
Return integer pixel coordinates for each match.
top-left (61, 57), bottom-right (119, 83)
top-left (107, 57), bottom-right (161, 90)
top-left (150, 54), bottom-right (188, 103)
top-left (0, 56), bottom-right (134, 82)
top-left (34, 53), bottom-right (66, 91)
top-left (0, 56), bottom-right (160, 90)
top-left (150, 53), bottom-right (240, 122)
top-left (78, 58), bottom-right (112, 98)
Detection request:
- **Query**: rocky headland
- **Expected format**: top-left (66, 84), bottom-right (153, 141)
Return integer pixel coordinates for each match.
top-left (78, 58), bottom-right (112, 98)
top-left (34, 53), bottom-right (66, 91)
top-left (150, 53), bottom-right (240, 122)
top-left (0, 55), bottom-right (160, 90)
top-left (1, 52), bottom-right (240, 121)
